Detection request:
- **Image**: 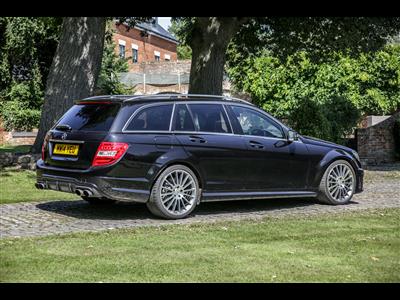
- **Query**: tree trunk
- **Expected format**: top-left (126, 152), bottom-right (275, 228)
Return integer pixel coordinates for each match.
top-left (188, 17), bottom-right (247, 95)
top-left (32, 17), bottom-right (106, 153)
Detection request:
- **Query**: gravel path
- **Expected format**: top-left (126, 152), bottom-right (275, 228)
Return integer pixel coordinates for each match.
top-left (1, 165), bottom-right (399, 238)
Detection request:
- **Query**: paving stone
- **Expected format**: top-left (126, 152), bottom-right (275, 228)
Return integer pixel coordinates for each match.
top-left (0, 166), bottom-right (399, 238)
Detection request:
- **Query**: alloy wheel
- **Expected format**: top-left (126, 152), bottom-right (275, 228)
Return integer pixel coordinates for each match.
top-left (159, 170), bottom-right (197, 216)
top-left (327, 163), bottom-right (355, 202)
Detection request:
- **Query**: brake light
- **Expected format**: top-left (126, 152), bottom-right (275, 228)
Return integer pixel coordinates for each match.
top-left (41, 132), bottom-right (51, 161)
top-left (92, 142), bottom-right (129, 167)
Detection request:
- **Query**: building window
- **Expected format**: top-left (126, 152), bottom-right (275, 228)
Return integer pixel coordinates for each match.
top-left (132, 49), bottom-right (138, 63)
top-left (154, 51), bottom-right (160, 62)
top-left (118, 40), bottom-right (126, 59)
top-left (165, 54), bottom-right (171, 61)
top-left (119, 45), bottom-right (125, 59)
top-left (132, 44), bottom-right (138, 63)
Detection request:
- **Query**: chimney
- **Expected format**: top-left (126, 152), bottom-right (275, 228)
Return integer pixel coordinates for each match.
top-left (153, 17), bottom-right (158, 26)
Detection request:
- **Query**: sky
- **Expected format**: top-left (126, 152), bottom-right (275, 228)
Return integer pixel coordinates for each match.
top-left (158, 17), bottom-right (172, 31)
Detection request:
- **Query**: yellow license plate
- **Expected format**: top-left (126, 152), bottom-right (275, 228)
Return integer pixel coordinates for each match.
top-left (53, 144), bottom-right (79, 156)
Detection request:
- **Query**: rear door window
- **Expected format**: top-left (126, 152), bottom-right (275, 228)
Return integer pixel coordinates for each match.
top-left (173, 104), bottom-right (195, 131)
top-left (187, 104), bottom-right (231, 133)
top-left (125, 104), bottom-right (173, 131)
top-left (55, 103), bottom-right (120, 132)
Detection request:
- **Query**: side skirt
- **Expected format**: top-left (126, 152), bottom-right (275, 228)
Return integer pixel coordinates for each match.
top-left (201, 191), bottom-right (317, 202)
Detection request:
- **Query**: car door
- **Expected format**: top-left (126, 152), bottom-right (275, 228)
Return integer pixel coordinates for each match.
top-left (227, 104), bottom-right (310, 191)
top-left (172, 102), bottom-right (248, 192)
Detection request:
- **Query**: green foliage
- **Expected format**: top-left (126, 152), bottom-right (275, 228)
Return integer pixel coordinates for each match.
top-left (176, 44), bottom-right (192, 60)
top-left (0, 17), bottom-right (61, 131)
top-left (168, 18), bottom-right (193, 60)
top-left (1, 101), bottom-right (41, 131)
top-left (228, 45), bottom-right (400, 143)
top-left (95, 22), bottom-right (133, 95)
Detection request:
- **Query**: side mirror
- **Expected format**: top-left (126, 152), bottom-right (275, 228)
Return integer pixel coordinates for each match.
top-left (287, 130), bottom-right (299, 142)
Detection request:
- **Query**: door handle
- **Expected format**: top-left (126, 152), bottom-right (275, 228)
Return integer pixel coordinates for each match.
top-left (189, 136), bottom-right (206, 143)
top-left (249, 141), bottom-right (264, 149)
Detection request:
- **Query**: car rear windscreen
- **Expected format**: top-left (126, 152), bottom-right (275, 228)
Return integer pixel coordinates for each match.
top-left (55, 103), bottom-right (121, 132)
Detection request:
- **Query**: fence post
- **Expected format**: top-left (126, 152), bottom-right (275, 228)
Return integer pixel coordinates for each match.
top-left (143, 73), bottom-right (146, 94)
top-left (178, 72), bottom-right (181, 93)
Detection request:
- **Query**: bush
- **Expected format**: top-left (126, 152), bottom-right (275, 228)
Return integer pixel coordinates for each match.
top-left (1, 100), bottom-right (41, 131)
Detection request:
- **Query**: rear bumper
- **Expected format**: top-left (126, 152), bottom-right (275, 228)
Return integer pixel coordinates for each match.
top-left (36, 159), bottom-right (150, 203)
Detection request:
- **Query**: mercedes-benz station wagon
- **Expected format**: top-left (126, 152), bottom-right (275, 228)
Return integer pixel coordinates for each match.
top-left (35, 94), bottom-right (364, 219)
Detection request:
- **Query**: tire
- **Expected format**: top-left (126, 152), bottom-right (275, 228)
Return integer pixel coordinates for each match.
top-left (82, 197), bottom-right (116, 205)
top-left (317, 159), bottom-right (356, 205)
top-left (146, 164), bottom-right (200, 219)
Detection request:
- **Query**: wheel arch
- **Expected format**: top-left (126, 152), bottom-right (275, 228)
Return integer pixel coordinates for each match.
top-left (312, 150), bottom-right (359, 188)
top-left (150, 160), bottom-right (204, 191)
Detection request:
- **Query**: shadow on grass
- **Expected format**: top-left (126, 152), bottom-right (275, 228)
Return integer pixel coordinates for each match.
top-left (35, 197), bottom-right (360, 221)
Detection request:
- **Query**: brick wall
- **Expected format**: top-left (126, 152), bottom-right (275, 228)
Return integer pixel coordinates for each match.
top-left (129, 59), bottom-right (191, 74)
top-left (357, 111), bottom-right (400, 165)
top-left (113, 23), bottom-right (177, 71)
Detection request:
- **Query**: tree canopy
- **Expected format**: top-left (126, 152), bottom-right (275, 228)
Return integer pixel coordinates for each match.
top-left (227, 44), bottom-right (400, 143)
top-left (0, 17), bottom-right (62, 130)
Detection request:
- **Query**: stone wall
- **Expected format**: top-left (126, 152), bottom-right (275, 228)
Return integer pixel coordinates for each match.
top-left (0, 152), bottom-right (40, 170)
top-left (357, 111), bottom-right (400, 165)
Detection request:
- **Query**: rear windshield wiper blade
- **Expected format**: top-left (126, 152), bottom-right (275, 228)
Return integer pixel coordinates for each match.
top-left (55, 124), bottom-right (72, 131)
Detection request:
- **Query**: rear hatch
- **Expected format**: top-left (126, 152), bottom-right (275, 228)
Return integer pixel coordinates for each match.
top-left (44, 101), bottom-right (121, 169)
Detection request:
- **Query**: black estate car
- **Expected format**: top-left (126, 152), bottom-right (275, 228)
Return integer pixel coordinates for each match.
top-left (36, 94), bottom-right (364, 219)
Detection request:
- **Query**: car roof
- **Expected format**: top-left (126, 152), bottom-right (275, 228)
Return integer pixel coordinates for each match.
top-left (78, 93), bottom-right (254, 106)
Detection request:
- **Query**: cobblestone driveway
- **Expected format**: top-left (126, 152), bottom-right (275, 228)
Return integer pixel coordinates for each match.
top-left (1, 165), bottom-right (399, 238)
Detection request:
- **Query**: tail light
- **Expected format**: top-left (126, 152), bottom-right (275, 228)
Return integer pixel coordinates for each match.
top-left (41, 132), bottom-right (51, 161)
top-left (92, 142), bottom-right (129, 167)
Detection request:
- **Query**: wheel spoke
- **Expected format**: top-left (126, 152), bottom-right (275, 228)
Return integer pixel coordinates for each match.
top-left (160, 169), bottom-right (197, 215)
top-left (327, 164), bottom-right (355, 202)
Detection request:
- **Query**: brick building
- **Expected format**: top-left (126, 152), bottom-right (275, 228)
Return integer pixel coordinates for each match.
top-left (113, 18), bottom-right (178, 71)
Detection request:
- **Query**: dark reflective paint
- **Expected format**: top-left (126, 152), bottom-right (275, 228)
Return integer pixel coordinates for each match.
top-left (37, 96), bottom-right (364, 203)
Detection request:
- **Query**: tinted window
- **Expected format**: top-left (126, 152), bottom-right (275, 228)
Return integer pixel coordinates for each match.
top-left (126, 104), bottom-right (173, 131)
top-left (56, 104), bottom-right (120, 132)
top-left (231, 106), bottom-right (284, 138)
top-left (174, 104), bottom-right (195, 131)
top-left (187, 104), bottom-right (231, 133)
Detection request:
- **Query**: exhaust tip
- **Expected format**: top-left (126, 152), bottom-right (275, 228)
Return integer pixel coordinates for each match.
top-left (83, 190), bottom-right (93, 197)
top-left (75, 189), bottom-right (83, 196)
top-left (35, 183), bottom-right (45, 190)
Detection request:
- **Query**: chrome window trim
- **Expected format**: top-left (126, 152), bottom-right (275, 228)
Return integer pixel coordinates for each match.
top-left (222, 104), bottom-right (234, 134)
top-left (171, 130), bottom-right (302, 143)
top-left (121, 100), bottom-right (302, 143)
top-left (49, 139), bottom-right (85, 144)
top-left (122, 102), bottom-right (175, 133)
top-left (172, 131), bottom-right (236, 137)
top-left (168, 103), bottom-right (176, 131)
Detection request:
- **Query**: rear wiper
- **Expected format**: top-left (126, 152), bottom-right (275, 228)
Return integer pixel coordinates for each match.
top-left (55, 124), bottom-right (72, 131)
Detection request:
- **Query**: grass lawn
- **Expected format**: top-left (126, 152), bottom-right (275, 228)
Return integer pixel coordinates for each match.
top-left (0, 208), bottom-right (399, 282)
top-left (0, 144), bottom-right (32, 154)
top-left (0, 169), bottom-right (77, 204)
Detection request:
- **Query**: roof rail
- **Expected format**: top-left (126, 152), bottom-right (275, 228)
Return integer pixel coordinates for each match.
top-left (123, 93), bottom-right (251, 104)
